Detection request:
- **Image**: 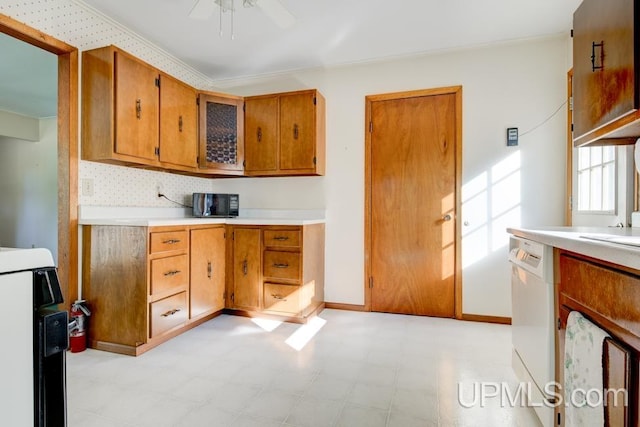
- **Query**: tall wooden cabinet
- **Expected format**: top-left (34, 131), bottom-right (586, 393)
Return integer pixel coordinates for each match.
top-left (244, 90), bottom-right (325, 176)
top-left (572, 0), bottom-right (640, 146)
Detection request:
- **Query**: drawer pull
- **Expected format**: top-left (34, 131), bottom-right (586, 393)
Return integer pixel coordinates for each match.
top-left (271, 294), bottom-right (287, 301)
top-left (273, 263), bottom-right (289, 269)
top-left (273, 236), bottom-right (289, 241)
top-left (163, 270), bottom-right (181, 277)
top-left (162, 239), bottom-right (181, 244)
top-left (207, 261), bottom-right (212, 279)
top-left (160, 308), bottom-right (181, 317)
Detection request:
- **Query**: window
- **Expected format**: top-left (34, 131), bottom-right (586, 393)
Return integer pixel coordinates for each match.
top-left (576, 146), bottom-right (616, 212)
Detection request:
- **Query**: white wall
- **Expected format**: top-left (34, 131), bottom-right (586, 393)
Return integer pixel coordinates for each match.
top-left (215, 36), bottom-right (570, 315)
top-left (1, 0), bottom-right (569, 316)
top-left (0, 118), bottom-right (58, 261)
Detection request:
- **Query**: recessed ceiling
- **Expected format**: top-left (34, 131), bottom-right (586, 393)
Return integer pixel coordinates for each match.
top-left (0, 32), bottom-right (57, 118)
top-left (78, 0), bottom-right (583, 83)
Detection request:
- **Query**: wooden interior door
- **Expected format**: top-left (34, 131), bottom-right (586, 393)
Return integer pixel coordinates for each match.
top-left (159, 74), bottom-right (197, 168)
top-left (114, 51), bottom-right (159, 161)
top-left (367, 89), bottom-right (459, 317)
top-left (280, 91), bottom-right (315, 170)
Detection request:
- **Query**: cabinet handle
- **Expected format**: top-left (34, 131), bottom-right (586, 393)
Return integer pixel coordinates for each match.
top-left (242, 259), bottom-right (248, 276)
top-left (160, 308), bottom-right (181, 317)
top-left (271, 294), bottom-right (287, 301)
top-left (273, 236), bottom-right (289, 241)
top-left (273, 263), bottom-right (289, 269)
top-left (163, 270), bottom-right (181, 277)
top-left (179, 115), bottom-right (183, 132)
top-left (293, 124), bottom-right (299, 140)
top-left (136, 99), bottom-right (142, 119)
top-left (207, 261), bottom-right (212, 279)
top-left (162, 239), bottom-right (181, 244)
top-left (591, 41), bottom-right (604, 72)
top-left (257, 126), bottom-right (262, 142)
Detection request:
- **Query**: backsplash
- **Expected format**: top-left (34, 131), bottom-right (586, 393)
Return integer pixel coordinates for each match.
top-left (78, 161), bottom-right (212, 207)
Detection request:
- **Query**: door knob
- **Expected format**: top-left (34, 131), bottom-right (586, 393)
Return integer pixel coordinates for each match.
top-left (443, 214), bottom-right (453, 221)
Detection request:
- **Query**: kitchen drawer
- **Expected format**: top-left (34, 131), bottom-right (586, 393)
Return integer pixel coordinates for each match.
top-left (264, 250), bottom-right (301, 281)
top-left (263, 283), bottom-right (301, 314)
top-left (150, 254), bottom-right (188, 296)
top-left (263, 229), bottom-right (300, 248)
top-left (150, 230), bottom-right (188, 254)
top-left (150, 291), bottom-right (187, 338)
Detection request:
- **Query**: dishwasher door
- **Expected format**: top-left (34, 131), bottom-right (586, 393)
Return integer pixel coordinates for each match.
top-left (509, 236), bottom-right (554, 427)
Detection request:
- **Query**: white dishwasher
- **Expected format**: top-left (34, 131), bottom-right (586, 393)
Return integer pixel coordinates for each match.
top-left (509, 236), bottom-right (554, 427)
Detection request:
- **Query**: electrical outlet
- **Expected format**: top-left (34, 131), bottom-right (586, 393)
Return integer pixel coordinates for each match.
top-left (81, 179), bottom-right (94, 196)
top-left (156, 182), bottom-right (164, 197)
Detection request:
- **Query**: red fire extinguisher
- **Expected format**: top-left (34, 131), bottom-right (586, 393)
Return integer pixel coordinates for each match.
top-left (69, 300), bottom-right (91, 353)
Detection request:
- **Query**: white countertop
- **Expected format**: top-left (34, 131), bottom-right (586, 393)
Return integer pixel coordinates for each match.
top-left (78, 206), bottom-right (326, 227)
top-left (508, 226), bottom-right (640, 270)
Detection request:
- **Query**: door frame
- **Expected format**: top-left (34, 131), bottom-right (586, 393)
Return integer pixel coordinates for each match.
top-left (364, 86), bottom-right (463, 318)
top-left (0, 14), bottom-right (79, 310)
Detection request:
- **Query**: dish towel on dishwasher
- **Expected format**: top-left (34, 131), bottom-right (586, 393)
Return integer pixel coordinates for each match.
top-left (564, 311), bottom-right (610, 427)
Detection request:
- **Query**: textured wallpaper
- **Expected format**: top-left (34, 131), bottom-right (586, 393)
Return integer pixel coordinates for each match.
top-left (0, 0), bottom-right (222, 207)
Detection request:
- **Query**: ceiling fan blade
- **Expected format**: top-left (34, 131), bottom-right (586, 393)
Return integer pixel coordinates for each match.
top-left (257, 0), bottom-right (296, 29)
top-left (189, 0), bottom-right (216, 20)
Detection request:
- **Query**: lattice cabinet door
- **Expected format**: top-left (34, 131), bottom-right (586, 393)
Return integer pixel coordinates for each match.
top-left (197, 93), bottom-right (244, 174)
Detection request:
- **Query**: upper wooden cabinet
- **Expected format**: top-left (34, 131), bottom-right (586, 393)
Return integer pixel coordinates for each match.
top-left (82, 45), bottom-right (199, 172)
top-left (245, 89), bottom-right (325, 176)
top-left (82, 46), bottom-right (158, 163)
top-left (197, 93), bottom-right (244, 174)
top-left (159, 74), bottom-right (198, 169)
top-left (572, 0), bottom-right (640, 146)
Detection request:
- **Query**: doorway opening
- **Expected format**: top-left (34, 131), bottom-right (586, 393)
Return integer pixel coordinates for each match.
top-left (0, 14), bottom-right (79, 309)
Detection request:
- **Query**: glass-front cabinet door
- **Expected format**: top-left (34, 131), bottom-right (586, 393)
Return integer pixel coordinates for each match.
top-left (198, 93), bottom-right (244, 174)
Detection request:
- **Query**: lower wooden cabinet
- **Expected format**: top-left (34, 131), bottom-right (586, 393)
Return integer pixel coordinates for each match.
top-left (230, 228), bottom-right (262, 311)
top-left (150, 291), bottom-right (188, 338)
top-left (555, 250), bottom-right (638, 426)
top-left (190, 226), bottom-right (226, 319)
top-left (227, 224), bottom-right (325, 321)
top-left (82, 222), bottom-right (325, 355)
top-left (82, 224), bottom-right (226, 356)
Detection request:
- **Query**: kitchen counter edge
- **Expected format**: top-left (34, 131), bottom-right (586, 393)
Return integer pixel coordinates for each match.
top-left (79, 217), bottom-right (326, 226)
top-left (508, 226), bottom-right (640, 271)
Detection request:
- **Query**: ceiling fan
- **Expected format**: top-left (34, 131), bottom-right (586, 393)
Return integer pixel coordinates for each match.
top-left (189, 0), bottom-right (296, 30)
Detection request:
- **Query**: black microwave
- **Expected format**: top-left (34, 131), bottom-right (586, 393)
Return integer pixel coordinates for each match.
top-left (192, 193), bottom-right (239, 217)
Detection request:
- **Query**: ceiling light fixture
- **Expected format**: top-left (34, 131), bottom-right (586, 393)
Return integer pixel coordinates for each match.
top-left (214, 0), bottom-right (258, 40)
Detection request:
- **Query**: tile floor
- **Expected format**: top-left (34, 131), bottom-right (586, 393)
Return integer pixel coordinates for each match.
top-left (67, 309), bottom-right (541, 427)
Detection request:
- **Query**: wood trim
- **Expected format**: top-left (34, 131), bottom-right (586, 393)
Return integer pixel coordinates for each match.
top-left (566, 69), bottom-right (573, 226)
top-left (0, 14), bottom-right (79, 310)
top-left (0, 14), bottom-right (75, 54)
top-left (324, 302), bottom-right (367, 312)
top-left (364, 86), bottom-right (463, 318)
top-left (460, 314), bottom-right (512, 325)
